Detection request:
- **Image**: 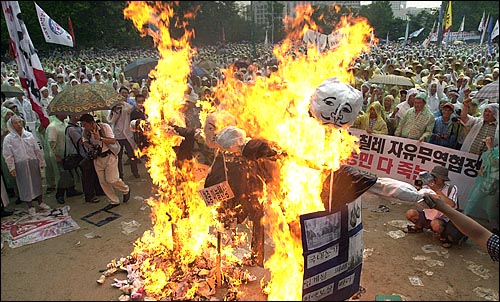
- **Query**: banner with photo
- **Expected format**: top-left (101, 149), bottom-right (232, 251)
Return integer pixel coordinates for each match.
top-left (300, 197), bottom-right (363, 301)
top-left (347, 129), bottom-right (482, 215)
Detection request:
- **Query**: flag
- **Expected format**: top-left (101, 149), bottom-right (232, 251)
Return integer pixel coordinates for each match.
top-left (480, 15), bottom-right (489, 45)
top-left (492, 20), bottom-right (499, 40)
top-left (486, 16), bottom-right (494, 33)
top-left (35, 3), bottom-right (73, 47)
top-left (478, 11), bottom-right (485, 32)
top-left (459, 16), bottom-right (465, 32)
top-left (404, 20), bottom-right (409, 45)
top-left (68, 16), bottom-right (75, 47)
top-left (2, 1), bottom-right (49, 128)
top-left (409, 27), bottom-right (424, 38)
top-left (264, 29), bottom-right (268, 46)
top-left (443, 1), bottom-right (452, 33)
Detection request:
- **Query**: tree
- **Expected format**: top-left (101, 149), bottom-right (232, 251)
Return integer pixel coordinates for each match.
top-left (359, 1), bottom-right (395, 39)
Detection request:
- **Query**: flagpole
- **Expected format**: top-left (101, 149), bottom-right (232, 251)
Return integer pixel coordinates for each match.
top-left (437, 1), bottom-right (445, 46)
top-left (404, 16), bottom-right (409, 46)
top-left (480, 15), bottom-right (489, 46)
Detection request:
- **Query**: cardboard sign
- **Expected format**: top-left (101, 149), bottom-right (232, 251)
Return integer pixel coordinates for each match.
top-left (301, 197), bottom-right (363, 301)
top-left (198, 180), bottom-right (235, 206)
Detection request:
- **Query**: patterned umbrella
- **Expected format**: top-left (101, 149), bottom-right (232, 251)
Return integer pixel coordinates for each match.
top-left (47, 83), bottom-right (123, 115)
top-left (475, 80), bottom-right (499, 100)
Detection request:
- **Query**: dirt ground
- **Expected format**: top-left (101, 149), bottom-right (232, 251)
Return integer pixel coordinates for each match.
top-left (1, 162), bottom-right (499, 301)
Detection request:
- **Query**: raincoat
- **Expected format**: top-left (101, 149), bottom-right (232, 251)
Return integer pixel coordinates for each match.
top-left (2, 116), bottom-right (45, 202)
top-left (352, 102), bottom-right (389, 135)
top-left (1, 106), bottom-right (17, 191)
top-left (463, 146), bottom-right (499, 225)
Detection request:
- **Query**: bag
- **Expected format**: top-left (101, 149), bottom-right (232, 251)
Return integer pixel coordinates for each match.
top-left (63, 154), bottom-right (84, 170)
top-left (63, 124), bottom-right (83, 170)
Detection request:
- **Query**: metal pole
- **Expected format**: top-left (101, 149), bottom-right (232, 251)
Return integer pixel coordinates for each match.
top-left (437, 1), bottom-right (446, 47)
top-left (251, 1), bottom-right (256, 57)
top-left (271, 1), bottom-right (274, 46)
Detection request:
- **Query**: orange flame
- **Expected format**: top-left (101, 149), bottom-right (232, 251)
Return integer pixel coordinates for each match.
top-left (124, 2), bottom-right (372, 300)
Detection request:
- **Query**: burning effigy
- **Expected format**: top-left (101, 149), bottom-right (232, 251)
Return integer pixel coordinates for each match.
top-left (97, 2), bottom-right (375, 301)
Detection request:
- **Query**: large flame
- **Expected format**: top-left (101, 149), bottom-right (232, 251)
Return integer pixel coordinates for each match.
top-left (123, 2), bottom-right (372, 300)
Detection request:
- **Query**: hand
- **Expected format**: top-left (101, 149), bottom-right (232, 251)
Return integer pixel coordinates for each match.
top-left (427, 181), bottom-right (439, 192)
top-left (463, 98), bottom-right (471, 106)
top-left (418, 136), bottom-right (425, 143)
top-left (92, 130), bottom-right (100, 140)
top-left (485, 136), bottom-right (493, 150)
top-left (366, 128), bottom-right (373, 134)
top-left (424, 193), bottom-right (448, 212)
top-left (11, 170), bottom-right (16, 177)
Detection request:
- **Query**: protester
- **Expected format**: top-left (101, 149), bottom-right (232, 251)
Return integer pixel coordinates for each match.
top-left (46, 114), bottom-right (83, 204)
top-left (404, 165), bottom-right (459, 248)
top-left (107, 97), bottom-right (140, 179)
top-left (429, 102), bottom-right (456, 148)
top-left (80, 114), bottom-right (130, 208)
top-left (463, 136), bottom-right (499, 234)
top-left (129, 94), bottom-right (149, 153)
top-left (2, 115), bottom-right (50, 215)
top-left (394, 92), bottom-right (435, 142)
top-left (352, 101), bottom-right (388, 135)
top-left (460, 99), bottom-right (498, 155)
top-left (66, 115), bottom-right (103, 203)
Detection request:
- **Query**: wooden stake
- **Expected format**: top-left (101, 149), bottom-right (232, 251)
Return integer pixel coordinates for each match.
top-left (216, 231), bottom-right (222, 287)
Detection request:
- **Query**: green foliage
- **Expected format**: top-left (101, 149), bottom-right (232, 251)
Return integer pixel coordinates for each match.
top-left (1, 1), bottom-right (498, 55)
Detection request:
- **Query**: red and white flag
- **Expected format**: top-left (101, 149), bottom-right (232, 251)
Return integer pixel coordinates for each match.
top-left (2, 1), bottom-right (49, 128)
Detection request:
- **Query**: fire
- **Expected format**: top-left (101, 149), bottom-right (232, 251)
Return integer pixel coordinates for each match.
top-left (121, 2), bottom-right (373, 301)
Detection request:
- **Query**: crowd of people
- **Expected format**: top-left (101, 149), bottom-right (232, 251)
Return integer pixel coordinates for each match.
top-left (1, 39), bottom-right (498, 262)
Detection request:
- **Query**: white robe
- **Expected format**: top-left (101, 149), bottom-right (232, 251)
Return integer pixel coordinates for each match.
top-left (2, 120), bottom-right (45, 201)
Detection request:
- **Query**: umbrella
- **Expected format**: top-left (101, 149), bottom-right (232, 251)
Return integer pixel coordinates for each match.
top-left (123, 57), bottom-right (158, 81)
top-left (191, 65), bottom-right (210, 78)
top-left (1, 82), bottom-right (24, 98)
top-left (475, 80), bottom-right (499, 100)
top-left (197, 59), bottom-right (218, 70)
top-left (47, 83), bottom-right (123, 115)
top-left (368, 74), bottom-right (414, 87)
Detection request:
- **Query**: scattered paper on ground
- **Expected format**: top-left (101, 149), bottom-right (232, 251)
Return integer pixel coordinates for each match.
top-left (473, 287), bottom-right (499, 301)
top-left (387, 220), bottom-right (414, 229)
top-left (465, 261), bottom-right (492, 279)
top-left (387, 230), bottom-right (406, 239)
top-left (421, 244), bottom-right (449, 257)
top-left (408, 276), bottom-right (424, 286)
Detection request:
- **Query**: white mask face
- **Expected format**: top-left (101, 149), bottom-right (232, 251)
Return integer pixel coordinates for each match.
top-left (203, 111), bottom-right (237, 149)
top-left (309, 77), bottom-right (363, 128)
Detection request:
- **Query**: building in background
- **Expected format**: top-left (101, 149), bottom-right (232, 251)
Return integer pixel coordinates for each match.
top-left (246, 1), bottom-right (361, 26)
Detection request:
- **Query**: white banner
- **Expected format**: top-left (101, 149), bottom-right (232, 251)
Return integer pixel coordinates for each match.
top-left (348, 129), bottom-right (482, 215)
top-left (35, 3), bottom-right (73, 47)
